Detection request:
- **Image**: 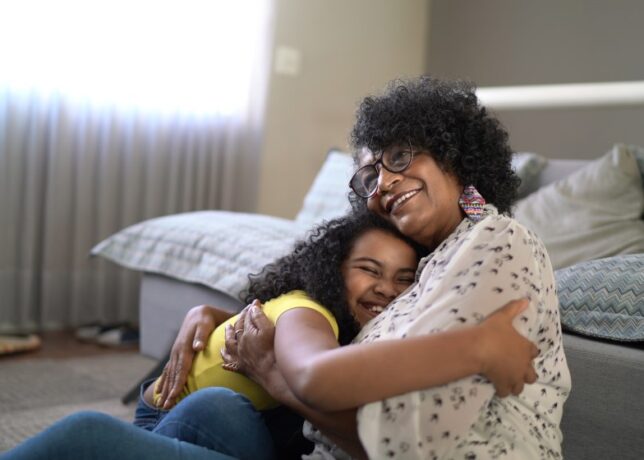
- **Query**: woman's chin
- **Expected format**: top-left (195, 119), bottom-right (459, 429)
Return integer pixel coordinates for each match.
top-left (391, 213), bottom-right (423, 241)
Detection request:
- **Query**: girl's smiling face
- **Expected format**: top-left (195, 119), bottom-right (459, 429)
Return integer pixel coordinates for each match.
top-left (342, 228), bottom-right (418, 327)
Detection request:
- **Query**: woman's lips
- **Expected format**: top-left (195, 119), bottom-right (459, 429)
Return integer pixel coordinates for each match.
top-left (385, 189), bottom-right (421, 214)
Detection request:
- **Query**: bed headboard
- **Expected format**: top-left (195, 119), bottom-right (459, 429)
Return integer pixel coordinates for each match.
top-left (475, 80), bottom-right (644, 159)
top-left (477, 81), bottom-right (644, 110)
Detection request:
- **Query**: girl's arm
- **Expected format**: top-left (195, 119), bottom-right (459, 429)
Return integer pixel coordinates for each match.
top-left (270, 299), bottom-right (537, 412)
top-left (157, 304), bottom-right (235, 409)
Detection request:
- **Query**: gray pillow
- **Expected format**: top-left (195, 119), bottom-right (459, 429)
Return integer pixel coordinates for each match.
top-left (295, 150), bottom-right (353, 227)
top-left (514, 144), bottom-right (644, 269)
top-left (512, 152), bottom-right (548, 198)
top-left (556, 254), bottom-right (644, 341)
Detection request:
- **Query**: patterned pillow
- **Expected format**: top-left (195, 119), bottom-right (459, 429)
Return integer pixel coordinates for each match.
top-left (556, 254), bottom-right (644, 341)
top-left (512, 152), bottom-right (548, 198)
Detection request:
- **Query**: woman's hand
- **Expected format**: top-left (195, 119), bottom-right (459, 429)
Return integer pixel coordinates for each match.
top-left (477, 298), bottom-right (539, 397)
top-left (156, 304), bottom-right (224, 409)
top-left (221, 300), bottom-right (281, 394)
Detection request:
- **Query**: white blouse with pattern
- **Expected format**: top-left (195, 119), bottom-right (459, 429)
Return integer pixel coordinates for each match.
top-left (354, 207), bottom-right (571, 460)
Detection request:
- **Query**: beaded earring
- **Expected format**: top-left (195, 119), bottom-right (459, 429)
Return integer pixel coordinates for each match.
top-left (458, 185), bottom-right (486, 222)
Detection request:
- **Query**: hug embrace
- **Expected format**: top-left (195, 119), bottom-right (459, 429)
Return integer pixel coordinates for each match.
top-left (3, 77), bottom-right (570, 460)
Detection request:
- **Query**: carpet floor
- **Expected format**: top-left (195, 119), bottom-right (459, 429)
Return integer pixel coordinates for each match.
top-left (0, 353), bottom-right (156, 452)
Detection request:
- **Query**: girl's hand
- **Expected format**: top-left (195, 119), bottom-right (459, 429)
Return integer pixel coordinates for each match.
top-left (478, 299), bottom-right (539, 397)
top-left (156, 305), bottom-right (219, 409)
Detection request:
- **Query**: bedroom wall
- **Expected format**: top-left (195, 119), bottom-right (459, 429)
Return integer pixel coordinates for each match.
top-left (256, 0), bottom-right (430, 218)
top-left (427, 0), bottom-right (644, 159)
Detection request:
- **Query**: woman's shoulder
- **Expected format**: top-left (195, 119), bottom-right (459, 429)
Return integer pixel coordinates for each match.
top-left (448, 213), bottom-right (550, 267)
top-left (472, 213), bottom-right (540, 243)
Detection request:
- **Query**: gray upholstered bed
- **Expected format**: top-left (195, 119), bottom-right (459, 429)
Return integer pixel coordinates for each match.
top-left (94, 149), bottom-right (644, 459)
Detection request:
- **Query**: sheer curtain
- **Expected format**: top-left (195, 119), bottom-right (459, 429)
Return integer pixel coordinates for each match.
top-left (0, 1), bottom-right (274, 332)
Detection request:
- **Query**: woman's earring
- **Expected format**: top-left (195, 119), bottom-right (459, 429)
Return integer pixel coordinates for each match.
top-left (459, 185), bottom-right (486, 222)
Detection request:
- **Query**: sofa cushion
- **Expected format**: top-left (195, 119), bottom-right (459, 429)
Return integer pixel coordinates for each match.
top-left (512, 152), bottom-right (548, 198)
top-left (295, 150), bottom-right (353, 226)
top-left (556, 254), bottom-right (644, 341)
top-left (514, 144), bottom-right (644, 269)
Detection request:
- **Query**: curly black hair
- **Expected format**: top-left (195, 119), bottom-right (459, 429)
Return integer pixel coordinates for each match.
top-left (350, 76), bottom-right (520, 215)
top-left (242, 210), bottom-right (426, 345)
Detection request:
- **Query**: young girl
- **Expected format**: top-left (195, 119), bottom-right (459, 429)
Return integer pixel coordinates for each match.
top-left (137, 211), bottom-right (424, 424)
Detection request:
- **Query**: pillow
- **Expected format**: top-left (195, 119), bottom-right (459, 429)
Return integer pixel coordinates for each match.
top-left (91, 211), bottom-right (306, 298)
top-left (631, 143), bottom-right (644, 191)
top-left (512, 152), bottom-right (548, 198)
top-left (295, 150), bottom-right (354, 226)
top-left (514, 144), bottom-right (644, 269)
top-left (556, 255), bottom-right (644, 341)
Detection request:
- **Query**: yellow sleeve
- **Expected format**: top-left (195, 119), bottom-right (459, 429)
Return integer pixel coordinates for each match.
top-left (263, 290), bottom-right (340, 339)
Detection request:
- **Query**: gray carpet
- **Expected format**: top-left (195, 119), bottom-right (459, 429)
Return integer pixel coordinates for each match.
top-left (0, 353), bottom-right (156, 452)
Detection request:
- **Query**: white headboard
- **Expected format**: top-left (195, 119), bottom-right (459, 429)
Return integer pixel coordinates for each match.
top-left (477, 81), bottom-right (644, 110)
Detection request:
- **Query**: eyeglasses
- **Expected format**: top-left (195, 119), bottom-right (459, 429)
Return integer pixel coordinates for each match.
top-left (349, 144), bottom-right (415, 198)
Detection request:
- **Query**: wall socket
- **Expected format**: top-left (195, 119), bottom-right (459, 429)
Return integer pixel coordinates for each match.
top-left (274, 46), bottom-right (302, 76)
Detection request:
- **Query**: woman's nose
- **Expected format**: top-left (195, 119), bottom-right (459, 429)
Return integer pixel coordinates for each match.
top-left (376, 167), bottom-right (401, 194)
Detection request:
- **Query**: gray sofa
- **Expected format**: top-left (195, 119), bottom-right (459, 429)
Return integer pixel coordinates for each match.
top-left (95, 153), bottom-right (644, 459)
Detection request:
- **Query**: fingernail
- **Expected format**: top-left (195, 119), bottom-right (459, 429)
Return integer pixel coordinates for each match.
top-left (193, 340), bottom-right (203, 348)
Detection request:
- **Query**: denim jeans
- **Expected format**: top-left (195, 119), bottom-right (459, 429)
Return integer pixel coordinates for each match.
top-left (2, 387), bottom-right (277, 460)
top-left (133, 379), bottom-right (311, 459)
top-left (0, 411), bottom-right (237, 460)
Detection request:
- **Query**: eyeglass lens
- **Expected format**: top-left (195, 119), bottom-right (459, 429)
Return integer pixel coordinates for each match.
top-left (350, 148), bottom-right (413, 197)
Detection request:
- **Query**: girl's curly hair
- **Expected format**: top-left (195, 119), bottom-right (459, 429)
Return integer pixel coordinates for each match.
top-left (242, 210), bottom-right (426, 345)
top-left (350, 76), bottom-right (520, 215)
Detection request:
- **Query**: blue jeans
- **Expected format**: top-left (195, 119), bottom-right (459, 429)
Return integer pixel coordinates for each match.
top-left (0, 411), bottom-right (236, 460)
top-left (132, 381), bottom-right (276, 458)
top-left (133, 380), bottom-right (310, 459)
top-left (1, 387), bottom-right (276, 460)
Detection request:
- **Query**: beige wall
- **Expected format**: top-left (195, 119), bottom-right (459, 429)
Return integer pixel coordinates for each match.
top-left (257, 0), bottom-right (430, 218)
top-left (427, 0), bottom-right (644, 159)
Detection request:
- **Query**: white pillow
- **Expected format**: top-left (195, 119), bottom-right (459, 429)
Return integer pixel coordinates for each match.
top-left (514, 144), bottom-right (644, 269)
top-left (295, 150), bottom-right (354, 227)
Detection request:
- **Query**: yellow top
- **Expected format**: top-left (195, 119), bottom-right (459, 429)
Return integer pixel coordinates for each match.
top-left (153, 290), bottom-right (339, 410)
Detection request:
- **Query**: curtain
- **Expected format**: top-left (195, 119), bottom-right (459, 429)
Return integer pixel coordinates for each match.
top-left (0, 1), bottom-right (273, 332)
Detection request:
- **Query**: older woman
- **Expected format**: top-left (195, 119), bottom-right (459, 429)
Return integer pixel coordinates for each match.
top-left (340, 77), bottom-right (570, 458)
top-left (165, 77), bottom-right (570, 459)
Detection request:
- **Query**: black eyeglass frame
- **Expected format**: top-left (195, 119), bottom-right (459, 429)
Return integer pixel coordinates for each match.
top-left (349, 142), bottom-right (416, 198)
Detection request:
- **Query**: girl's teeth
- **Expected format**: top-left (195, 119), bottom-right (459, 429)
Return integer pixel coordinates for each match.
top-left (367, 305), bottom-right (384, 313)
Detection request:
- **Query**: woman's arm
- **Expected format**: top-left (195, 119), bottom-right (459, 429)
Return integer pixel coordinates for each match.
top-left (157, 304), bottom-right (235, 409)
top-left (272, 299), bottom-right (537, 412)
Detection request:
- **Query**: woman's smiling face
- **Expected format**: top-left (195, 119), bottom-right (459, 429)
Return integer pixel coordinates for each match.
top-left (341, 228), bottom-right (418, 328)
top-left (360, 146), bottom-right (464, 250)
